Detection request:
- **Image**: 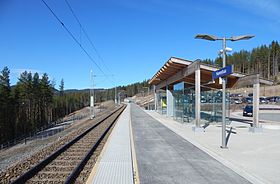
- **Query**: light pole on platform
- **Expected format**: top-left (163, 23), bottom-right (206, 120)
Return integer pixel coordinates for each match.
top-left (195, 34), bottom-right (254, 148)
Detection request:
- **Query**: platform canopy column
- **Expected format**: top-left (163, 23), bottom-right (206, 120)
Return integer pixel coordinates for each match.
top-left (250, 78), bottom-right (262, 133)
top-left (192, 61), bottom-right (203, 132)
top-left (166, 85), bottom-right (174, 117)
top-left (154, 85), bottom-right (157, 111)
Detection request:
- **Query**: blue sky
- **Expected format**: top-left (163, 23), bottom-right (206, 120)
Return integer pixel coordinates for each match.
top-left (1, 0), bottom-right (280, 89)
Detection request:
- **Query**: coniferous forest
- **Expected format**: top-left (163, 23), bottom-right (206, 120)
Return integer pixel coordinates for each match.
top-left (202, 41), bottom-right (280, 82)
top-left (0, 67), bottom-right (149, 144)
top-left (0, 67), bottom-right (90, 144)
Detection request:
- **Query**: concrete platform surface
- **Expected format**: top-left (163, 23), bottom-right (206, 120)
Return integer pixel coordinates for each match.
top-left (88, 104), bottom-right (134, 184)
top-left (131, 104), bottom-right (250, 184)
top-left (146, 109), bottom-right (280, 184)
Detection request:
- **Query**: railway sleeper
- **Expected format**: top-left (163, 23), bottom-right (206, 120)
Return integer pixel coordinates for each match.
top-left (30, 172), bottom-right (70, 180)
top-left (43, 166), bottom-right (76, 172)
top-left (49, 160), bottom-right (80, 167)
top-left (52, 155), bottom-right (85, 161)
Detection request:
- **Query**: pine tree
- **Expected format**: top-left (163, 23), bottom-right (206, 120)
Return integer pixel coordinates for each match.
top-left (40, 73), bottom-right (53, 125)
top-left (59, 78), bottom-right (64, 96)
top-left (0, 67), bottom-right (13, 143)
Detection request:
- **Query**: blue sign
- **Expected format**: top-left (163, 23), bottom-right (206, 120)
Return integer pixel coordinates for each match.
top-left (212, 65), bottom-right (234, 80)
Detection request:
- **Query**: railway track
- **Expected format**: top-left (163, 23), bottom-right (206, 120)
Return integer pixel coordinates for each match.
top-left (4, 105), bottom-right (126, 184)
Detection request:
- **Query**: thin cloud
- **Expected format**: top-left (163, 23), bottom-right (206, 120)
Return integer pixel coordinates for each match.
top-left (8, 69), bottom-right (50, 85)
top-left (11, 68), bottom-right (45, 77)
top-left (219, 0), bottom-right (280, 22)
top-left (10, 69), bottom-right (53, 82)
top-left (114, 0), bottom-right (203, 14)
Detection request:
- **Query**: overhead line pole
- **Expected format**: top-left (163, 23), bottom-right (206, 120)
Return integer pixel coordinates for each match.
top-left (90, 70), bottom-right (95, 119)
top-left (115, 86), bottom-right (117, 105)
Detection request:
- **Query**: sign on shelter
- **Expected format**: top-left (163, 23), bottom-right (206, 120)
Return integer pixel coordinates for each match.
top-left (212, 65), bottom-right (234, 80)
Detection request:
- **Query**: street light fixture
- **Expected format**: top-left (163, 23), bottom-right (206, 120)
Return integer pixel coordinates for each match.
top-left (229, 35), bottom-right (254, 41)
top-left (195, 34), bottom-right (254, 148)
top-left (195, 34), bottom-right (218, 41)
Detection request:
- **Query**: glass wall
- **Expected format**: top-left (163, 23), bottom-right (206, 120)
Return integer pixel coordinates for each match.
top-left (183, 86), bottom-right (195, 123)
top-left (173, 82), bottom-right (195, 123)
top-left (173, 82), bottom-right (184, 122)
top-left (156, 90), bottom-right (167, 115)
top-left (173, 82), bottom-right (230, 124)
top-left (200, 90), bottom-right (230, 124)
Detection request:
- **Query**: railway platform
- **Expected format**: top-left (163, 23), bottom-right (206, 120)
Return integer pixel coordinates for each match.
top-left (87, 103), bottom-right (259, 184)
top-left (145, 108), bottom-right (280, 184)
top-left (87, 103), bottom-right (134, 184)
top-left (131, 103), bottom-right (250, 184)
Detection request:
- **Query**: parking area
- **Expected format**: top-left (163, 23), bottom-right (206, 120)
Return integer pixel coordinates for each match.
top-left (233, 110), bottom-right (280, 123)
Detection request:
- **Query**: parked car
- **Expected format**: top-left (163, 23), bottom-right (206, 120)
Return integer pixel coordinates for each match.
top-left (233, 98), bottom-right (242, 104)
top-left (208, 98), bottom-right (213, 103)
top-left (243, 105), bottom-right (253, 117)
top-left (230, 93), bottom-right (243, 98)
top-left (276, 96), bottom-right (280, 103)
top-left (201, 98), bottom-right (207, 103)
top-left (259, 97), bottom-right (268, 104)
top-left (215, 98), bottom-right (222, 103)
top-left (266, 96), bottom-right (274, 102)
top-left (267, 96), bottom-right (280, 103)
top-left (242, 97), bottom-right (253, 104)
top-left (248, 93), bottom-right (253, 97)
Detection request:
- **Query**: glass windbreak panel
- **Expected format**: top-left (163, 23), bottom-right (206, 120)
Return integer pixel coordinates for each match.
top-left (200, 91), bottom-right (212, 123)
top-left (173, 82), bottom-right (184, 122)
top-left (161, 96), bottom-right (167, 115)
top-left (157, 90), bottom-right (166, 115)
top-left (173, 83), bottom-right (231, 124)
top-left (200, 90), bottom-right (230, 124)
top-left (183, 87), bottom-right (195, 123)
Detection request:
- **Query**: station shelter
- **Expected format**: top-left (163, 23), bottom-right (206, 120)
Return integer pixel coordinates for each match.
top-left (149, 57), bottom-right (273, 132)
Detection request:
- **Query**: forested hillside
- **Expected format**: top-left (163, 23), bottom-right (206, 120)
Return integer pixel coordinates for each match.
top-left (94, 80), bottom-right (149, 102)
top-left (202, 41), bottom-right (280, 82)
top-left (0, 67), bottom-right (88, 144)
top-left (0, 66), bottom-right (149, 144)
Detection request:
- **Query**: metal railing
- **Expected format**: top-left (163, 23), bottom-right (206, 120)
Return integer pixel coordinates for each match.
top-left (0, 113), bottom-right (89, 150)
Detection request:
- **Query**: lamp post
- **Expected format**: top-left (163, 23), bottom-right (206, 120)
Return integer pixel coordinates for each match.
top-left (195, 34), bottom-right (254, 148)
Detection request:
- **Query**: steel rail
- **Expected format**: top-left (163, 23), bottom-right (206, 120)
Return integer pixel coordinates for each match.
top-left (11, 105), bottom-right (125, 184)
top-left (64, 105), bottom-right (126, 183)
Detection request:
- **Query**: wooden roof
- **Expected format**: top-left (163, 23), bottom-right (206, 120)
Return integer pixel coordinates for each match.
top-left (149, 57), bottom-right (192, 86)
top-left (149, 57), bottom-right (272, 91)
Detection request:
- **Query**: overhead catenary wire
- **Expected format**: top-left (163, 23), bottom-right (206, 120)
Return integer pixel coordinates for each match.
top-left (64, 0), bottom-right (115, 82)
top-left (41, 0), bottom-right (108, 80)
